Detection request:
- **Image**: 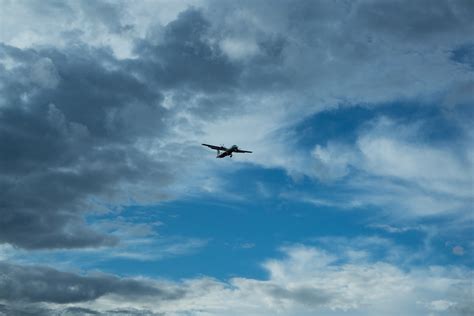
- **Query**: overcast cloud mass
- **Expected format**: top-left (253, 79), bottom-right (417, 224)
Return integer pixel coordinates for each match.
top-left (0, 0), bottom-right (473, 315)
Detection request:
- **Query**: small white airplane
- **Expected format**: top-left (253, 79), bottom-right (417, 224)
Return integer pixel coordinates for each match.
top-left (202, 144), bottom-right (252, 158)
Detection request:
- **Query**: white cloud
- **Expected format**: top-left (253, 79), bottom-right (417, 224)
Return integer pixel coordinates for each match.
top-left (368, 224), bottom-right (420, 234)
top-left (312, 142), bottom-right (358, 180)
top-left (424, 299), bottom-right (458, 312)
top-left (220, 37), bottom-right (260, 60)
top-left (305, 117), bottom-right (473, 217)
top-left (239, 242), bottom-right (255, 249)
top-left (357, 118), bottom-right (470, 197)
top-left (0, 0), bottom-right (205, 59)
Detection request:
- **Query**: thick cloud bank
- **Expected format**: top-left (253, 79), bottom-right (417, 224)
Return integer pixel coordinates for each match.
top-left (0, 43), bottom-right (169, 249)
top-left (0, 244), bottom-right (471, 315)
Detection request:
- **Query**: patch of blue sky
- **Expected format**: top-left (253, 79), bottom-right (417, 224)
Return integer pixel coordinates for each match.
top-left (115, 199), bottom-right (370, 279)
top-left (86, 165), bottom-right (470, 282)
top-left (292, 101), bottom-right (469, 150)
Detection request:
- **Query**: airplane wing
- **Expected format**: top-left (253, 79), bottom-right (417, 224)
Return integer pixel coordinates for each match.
top-left (202, 144), bottom-right (227, 151)
top-left (234, 149), bottom-right (252, 153)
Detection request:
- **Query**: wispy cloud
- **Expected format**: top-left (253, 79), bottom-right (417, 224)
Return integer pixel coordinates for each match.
top-left (6, 217), bottom-right (209, 269)
top-left (292, 116), bottom-right (473, 220)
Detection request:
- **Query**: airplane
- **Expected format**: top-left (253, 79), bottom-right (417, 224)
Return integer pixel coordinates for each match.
top-left (202, 144), bottom-right (252, 158)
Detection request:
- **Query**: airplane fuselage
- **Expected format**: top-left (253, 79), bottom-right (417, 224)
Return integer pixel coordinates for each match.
top-left (217, 145), bottom-right (238, 158)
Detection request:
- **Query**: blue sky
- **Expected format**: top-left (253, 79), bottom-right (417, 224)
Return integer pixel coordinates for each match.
top-left (0, 1), bottom-right (473, 315)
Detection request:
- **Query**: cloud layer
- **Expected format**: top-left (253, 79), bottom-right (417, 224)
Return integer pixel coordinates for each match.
top-left (1, 243), bottom-right (471, 315)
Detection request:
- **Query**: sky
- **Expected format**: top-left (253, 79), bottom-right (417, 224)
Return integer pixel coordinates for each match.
top-left (0, 0), bottom-right (473, 315)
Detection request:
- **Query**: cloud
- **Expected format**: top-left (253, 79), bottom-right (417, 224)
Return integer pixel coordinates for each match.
top-left (0, 303), bottom-right (53, 316)
top-left (0, 262), bottom-right (184, 304)
top-left (306, 116), bottom-right (473, 217)
top-left (132, 8), bottom-right (240, 92)
top-left (0, 42), bottom-right (174, 249)
top-left (238, 242), bottom-right (256, 249)
top-left (354, 0), bottom-right (474, 42)
top-left (356, 118), bottom-right (470, 196)
top-left (368, 224), bottom-right (420, 234)
top-left (0, 216), bottom-right (208, 272)
top-left (312, 142), bottom-right (357, 180)
top-left (0, 242), bottom-right (471, 315)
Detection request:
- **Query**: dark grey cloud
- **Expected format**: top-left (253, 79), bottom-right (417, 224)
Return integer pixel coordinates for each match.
top-left (0, 303), bottom-right (52, 316)
top-left (132, 8), bottom-right (240, 92)
top-left (62, 307), bottom-right (101, 315)
top-left (97, 308), bottom-right (164, 316)
top-left (0, 304), bottom-right (165, 316)
top-left (0, 262), bottom-right (184, 304)
top-left (0, 42), bottom-right (174, 249)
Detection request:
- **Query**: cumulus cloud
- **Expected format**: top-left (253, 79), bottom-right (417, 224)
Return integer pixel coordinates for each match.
top-left (0, 43), bottom-right (172, 249)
